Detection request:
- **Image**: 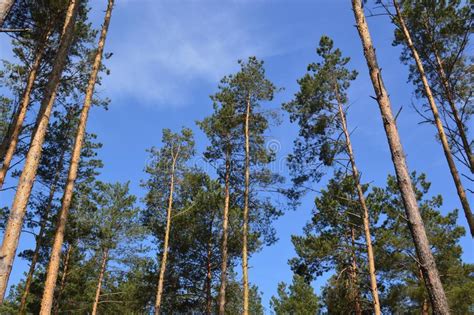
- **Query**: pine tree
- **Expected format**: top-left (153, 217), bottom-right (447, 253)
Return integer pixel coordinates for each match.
top-left (351, 0), bottom-right (449, 312)
top-left (270, 274), bottom-right (319, 315)
top-left (390, 0), bottom-right (473, 173)
top-left (0, 0), bottom-right (80, 301)
top-left (290, 173), bottom-right (370, 314)
top-left (373, 0), bottom-right (474, 237)
top-left (284, 36), bottom-right (381, 313)
top-left (84, 181), bottom-right (139, 315)
top-left (142, 127), bottom-right (195, 314)
top-left (40, 1), bottom-right (114, 312)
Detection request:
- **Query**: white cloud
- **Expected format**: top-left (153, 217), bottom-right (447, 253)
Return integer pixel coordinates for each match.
top-left (101, 1), bottom-right (284, 108)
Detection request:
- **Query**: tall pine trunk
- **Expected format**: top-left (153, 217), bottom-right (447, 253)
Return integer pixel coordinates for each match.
top-left (393, 0), bottom-right (473, 237)
top-left (242, 96), bottom-right (251, 315)
top-left (39, 1), bottom-right (114, 313)
top-left (431, 46), bottom-right (473, 173)
top-left (19, 147), bottom-right (66, 314)
top-left (218, 146), bottom-right (231, 315)
top-left (0, 0), bottom-right (79, 302)
top-left (0, 0), bottom-right (15, 26)
top-left (52, 243), bottom-right (73, 315)
top-left (349, 227), bottom-right (362, 315)
top-left (154, 157), bottom-right (177, 315)
top-left (351, 1), bottom-right (450, 313)
top-left (92, 248), bottom-right (109, 315)
top-left (0, 26), bottom-right (52, 189)
top-left (335, 85), bottom-right (381, 314)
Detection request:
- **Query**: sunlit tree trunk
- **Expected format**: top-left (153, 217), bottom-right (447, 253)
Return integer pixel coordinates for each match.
top-left (0, 0), bottom-right (79, 302)
top-left (242, 95), bottom-right (251, 315)
top-left (335, 85), bottom-right (381, 314)
top-left (52, 243), bottom-right (73, 315)
top-left (92, 248), bottom-right (109, 315)
top-left (0, 27), bottom-right (52, 190)
top-left (154, 156), bottom-right (177, 315)
top-left (351, 1), bottom-right (450, 313)
top-left (19, 147), bottom-right (66, 314)
top-left (218, 145), bottom-right (231, 315)
top-left (39, 1), bottom-right (114, 313)
top-left (0, 0), bottom-right (15, 26)
top-left (393, 0), bottom-right (473, 237)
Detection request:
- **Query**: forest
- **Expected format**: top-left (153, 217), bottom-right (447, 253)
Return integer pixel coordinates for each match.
top-left (0, 0), bottom-right (472, 314)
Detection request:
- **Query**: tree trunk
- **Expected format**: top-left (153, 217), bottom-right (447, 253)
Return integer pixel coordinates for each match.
top-left (39, 1), bottom-right (114, 313)
top-left (349, 227), bottom-right (362, 315)
top-left (422, 298), bottom-right (430, 315)
top-left (393, 0), bottom-right (473, 237)
top-left (0, 0), bottom-right (15, 27)
top-left (92, 248), bottom-right (109, 315)
top-left (52, 244), bottom-right (73, 315)
top-left (335, 85), bottom-right (381, 315)
top-left (242, 95), bottom-right (251, 315)
top-left (432, 46), bottom-right (473, 173)
top-left (218, 146), bottom-right (231, 315)
top-left (19, 147), bottom-right (66, 314)
top-left (351, 1), bottom-right (450, 313)
top-left (0, 0), bottom-right (79, 302)
top-left (0, 26), bottom-right (51, 189)
top-left (154, 157), bottom-right (177, 315)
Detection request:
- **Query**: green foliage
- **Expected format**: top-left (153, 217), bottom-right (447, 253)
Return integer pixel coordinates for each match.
top-left (270, 274), bottom-right (319, 315)
top-left (368, 172), bottom-right (474, 313)
top-left (283, 36), bottom-right (357, 201)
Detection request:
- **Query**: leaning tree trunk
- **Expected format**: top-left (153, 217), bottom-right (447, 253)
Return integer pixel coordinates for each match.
top-left (92, 248), bottom-right (109, 315)
top-left (52, 243), bottom-right (73, 315)
top-left (0, 26), bottom-right (52, 189)
top-left (335, 85), bottom-right (381, 314)
top-left (0, 0), bottom-right (79, 302)
top-left (39, 1), bottom-right (114, 312)
top-left (154, 157), bottom-right (177, 315)
top-left (19, 147), bottom-right (66, 314)
top-left (351, 1), bottom-right (450, 313)
top-left (218, 145), bottom-right (231, 315)
top-left (242, 95), bottom-right (251, 315)
top-left (0, 0), bottom-right (15, 27)
top-left (349, 227), bottom-right (362, 315)
top-left (393, 0), bottom-right (473, 237)
top-left (432, 47), bottom-right (473, 173)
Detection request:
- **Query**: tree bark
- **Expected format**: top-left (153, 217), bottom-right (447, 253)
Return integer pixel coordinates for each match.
top-left (349, 227), bottom-right (362, 315)
top-left (0, 0), bottom-right (79, 303)
top-left (39, 1), bottom-right (114, 313)
top-left (242, 95), bottom-right (251, 315)
top-left (393, 0), bottom-right (473, 237)
top-left (19, 146), bottom-right (66, 314)
top-left (0, 0), bottom-right (15, 27)
top-left (351, 1), bottom-right (450, 313)
top-left (154, 154), bottom-right (178, 315)
top-left (218, 146), bottom-right (231, 315)
top-left (335, 85), bottom-right (381, 314)
top-left (0, 27), bottom-right (52, 190)
top-left (92, 248), bottom-right (109, 315)
top-left (52, 243), bottom-right (73, 315)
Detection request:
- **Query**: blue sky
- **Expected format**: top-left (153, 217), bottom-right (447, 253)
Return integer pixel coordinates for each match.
top-left (1, 0), bottom-right (472, 311)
